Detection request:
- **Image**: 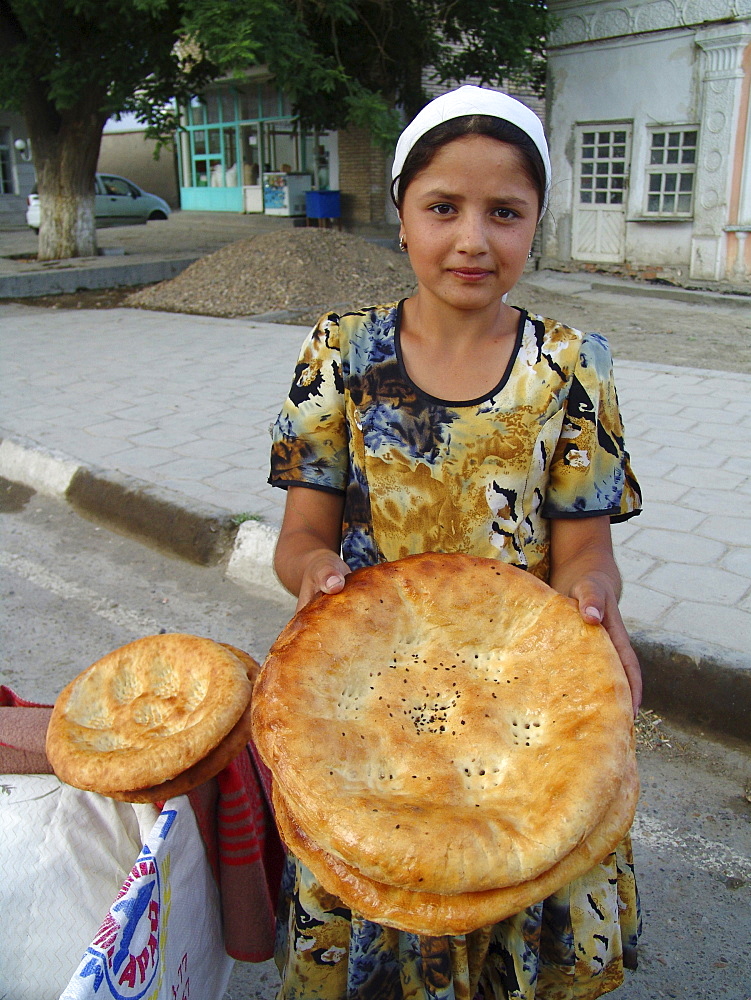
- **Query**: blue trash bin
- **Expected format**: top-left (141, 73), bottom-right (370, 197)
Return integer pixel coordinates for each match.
top-left (305, 190), bottom-right (341, 225)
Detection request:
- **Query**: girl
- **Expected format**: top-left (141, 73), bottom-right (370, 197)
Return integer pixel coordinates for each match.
top-left (268, 86), bottom-right (642, 1000)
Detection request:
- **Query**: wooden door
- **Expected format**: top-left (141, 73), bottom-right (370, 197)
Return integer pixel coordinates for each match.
top-left (571, 124), bottom-right (631, 263)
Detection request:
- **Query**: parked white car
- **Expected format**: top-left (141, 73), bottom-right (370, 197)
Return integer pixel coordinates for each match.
top-left (26, 173), bottom-right (171, 233)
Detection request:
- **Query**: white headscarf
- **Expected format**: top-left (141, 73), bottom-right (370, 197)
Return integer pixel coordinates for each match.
top-left (392, 85), bottom-right (551, 219)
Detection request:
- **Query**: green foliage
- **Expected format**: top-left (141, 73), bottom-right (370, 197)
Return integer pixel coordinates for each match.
top-left (341, 85), bottom-right (404, 149)
top-left (281, 1), bottom-right (552, 142)
top-left (1, 1), bottom-right (199, 117)
top-left (230, 512), bottom-right (265, 526)
top-left (179, 0), bottom-right (353, 124)
top-left (1, 0), bottom-right (551, 140)
top-left (430, 0), bottom-right (549, 90)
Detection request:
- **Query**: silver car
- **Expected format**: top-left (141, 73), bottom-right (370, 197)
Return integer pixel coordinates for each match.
top-left (26, 173), bottom-right (171, 233)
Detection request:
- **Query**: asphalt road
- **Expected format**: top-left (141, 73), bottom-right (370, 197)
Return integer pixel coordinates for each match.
top-left (1, 487), bottom-right (749, 999)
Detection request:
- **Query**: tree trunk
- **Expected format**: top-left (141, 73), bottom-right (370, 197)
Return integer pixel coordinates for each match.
top-left (37, 183), bottom-right (97, 261)
top-left (24, 88), bottom-right (107, 260)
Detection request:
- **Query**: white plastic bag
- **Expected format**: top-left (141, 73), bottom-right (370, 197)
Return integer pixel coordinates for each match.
top-left (61, 794), bottom-right (233, 1000)
top-left (0, 775), bottom-right (156, 999)
top-left (0, 775), bottom-right (233, 1000)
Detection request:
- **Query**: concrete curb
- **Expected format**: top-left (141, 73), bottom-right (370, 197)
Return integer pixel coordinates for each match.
top-left (0, 433), bottom-right (290, 598)
top-left (67, 466), bottom-right (238, 567)
top-left (0, 257), bottom-right (198, 298)
top-left (1, 433), bottom-right (749, 742)
top-left (587, 278), bottom-right (751, 309)
top-left (227, 519), bottom-right (288, 598)
top-left (630, 628), bottom-right (750, 741)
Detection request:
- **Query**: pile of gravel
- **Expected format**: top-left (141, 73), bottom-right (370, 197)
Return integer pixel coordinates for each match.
top-left (126, 228), bottom-right (417, 325)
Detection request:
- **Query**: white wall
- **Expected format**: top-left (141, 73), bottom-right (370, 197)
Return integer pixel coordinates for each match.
top-left (545, 29), bottom-right (700, 267)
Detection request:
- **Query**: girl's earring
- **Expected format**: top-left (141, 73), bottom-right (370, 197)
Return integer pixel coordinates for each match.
top-left (528, 249), bottom-right (533, 259)
top-left (399, 235), bottom-right (408, 253)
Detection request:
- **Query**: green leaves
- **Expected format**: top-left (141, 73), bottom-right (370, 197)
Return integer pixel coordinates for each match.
top-left (267, 1), bottom-right (551, 133)
top-left (342, 86), bottom-right (402, 149)
top-left (2, 0), bottom-right (188, 116)
top-left (1, 0), bottom-right (552, 145)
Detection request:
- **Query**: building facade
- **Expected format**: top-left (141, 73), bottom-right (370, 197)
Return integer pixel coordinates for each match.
top-left (543, 0), bottom-right (751, 285)
top-left (0, 110), bottom-right (36, 223)
top-left (175, 73), bottom-right (338, 217)
top-left (99, 115), bottom-right (180, 208)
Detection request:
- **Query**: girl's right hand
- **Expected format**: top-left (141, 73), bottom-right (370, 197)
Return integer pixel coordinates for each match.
top-left (273, 488), bottom-right (347, 610)
top-left (296, 549), bottom-right (351, 611)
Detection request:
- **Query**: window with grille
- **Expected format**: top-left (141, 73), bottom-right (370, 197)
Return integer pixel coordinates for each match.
top-left (579, 130), bottom-right (628, 206)
top-left (645, 127), bottom-right (698, 217)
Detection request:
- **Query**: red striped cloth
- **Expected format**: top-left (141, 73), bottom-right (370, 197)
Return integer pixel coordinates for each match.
top-left (0, 686), bottom-right (49, 708)
top-left (0, 685), bottom-right (54, 773)
top-left (188, 744), bottom-right (284, 962)
top-left (218, 756), bottom-right (263, 865)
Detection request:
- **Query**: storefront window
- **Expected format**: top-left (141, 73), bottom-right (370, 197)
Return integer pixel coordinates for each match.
top-left (187, 100), bottom-right (206, 127)
top-left (238, 87), bottom-right (259, 121)
top-left (262, 122), bottom-right (301, 173)
top-left (194, 161), bottom-right (210, 187)
top-left (207, 128), bottom-right (240, 186)
top-left (178, 80), bottom-right (324, 211)
top-left (240, 125), bottom-right (262, 185)
top-left (206, 92), bottom-right (223, 124)
top-left (261, 81), bottom-right (281, 119)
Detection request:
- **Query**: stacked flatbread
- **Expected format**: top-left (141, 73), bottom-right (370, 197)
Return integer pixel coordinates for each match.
top-left (251, 553), bottom-right (638, 935)
top-left (46, 633), bottom-right (259, 802)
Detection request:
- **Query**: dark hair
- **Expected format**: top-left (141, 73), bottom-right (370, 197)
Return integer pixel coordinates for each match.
top-left (391, 114), bottom-right (547, 215)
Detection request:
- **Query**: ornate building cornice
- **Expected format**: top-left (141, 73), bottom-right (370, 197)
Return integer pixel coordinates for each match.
top-left (549, 0), bottom-right (751, 47)
top-left (696, 23), bottom-right (751, 75)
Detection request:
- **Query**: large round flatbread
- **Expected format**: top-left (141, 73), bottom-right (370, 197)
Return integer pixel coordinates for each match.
top-left (46, 633), bottom-right (253, 793)
top-left (273, 749), bottom-right (638, 935)
top-left (252, 553), bottom-right (634, 894)
top-left (106, 644), bottom-right (261, 802)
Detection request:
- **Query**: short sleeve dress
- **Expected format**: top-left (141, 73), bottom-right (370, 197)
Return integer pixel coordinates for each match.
top-left (269, 302), bottom-right (642, 1000)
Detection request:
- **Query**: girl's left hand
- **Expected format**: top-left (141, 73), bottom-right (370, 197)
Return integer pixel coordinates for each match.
top-left (568, 570), bottom-right (642, 717)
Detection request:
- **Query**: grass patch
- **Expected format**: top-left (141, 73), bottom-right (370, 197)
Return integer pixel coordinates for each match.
top-left (230, 512), bottom-right (265, 526)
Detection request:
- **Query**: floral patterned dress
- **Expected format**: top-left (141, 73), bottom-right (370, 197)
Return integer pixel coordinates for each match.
top-left (268, 302), bottom-right (642, 1000)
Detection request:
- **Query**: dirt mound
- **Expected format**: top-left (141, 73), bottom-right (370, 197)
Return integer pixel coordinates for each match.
top-left (126, 229), bottom-right (416, 325)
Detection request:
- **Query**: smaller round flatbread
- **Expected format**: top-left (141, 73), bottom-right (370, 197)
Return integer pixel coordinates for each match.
top-left (108, 697), bottom-right (256, 802)
top-left (219, 643), bottom-right (263, 685)
top-left (46, 634), bottom-right (253, 793)
top-left (107, 645), bottom-right (261, 802)
top-left (273, 750), bottom-right (639, 936)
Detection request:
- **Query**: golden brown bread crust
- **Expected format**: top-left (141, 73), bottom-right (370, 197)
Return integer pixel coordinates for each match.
top-left (219, 643), bottom-right (263, 685)
top-left (46, 634), bottom-right (253, 793)
top-left (273, 752), bottom-right (639, 935)
top-left (107, 646), bottom-right (261, 802)
top-left (252, 553), bottom-right (634, 894)
top-left (108, 697), bottom-right (256, 802)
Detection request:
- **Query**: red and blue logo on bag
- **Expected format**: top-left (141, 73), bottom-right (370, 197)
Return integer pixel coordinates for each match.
top-left (76, 809), bottom-right (176, 999)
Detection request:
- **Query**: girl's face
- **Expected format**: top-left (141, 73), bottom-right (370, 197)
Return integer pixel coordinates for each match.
top-left (399, 134), bottom-right (540, 315)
